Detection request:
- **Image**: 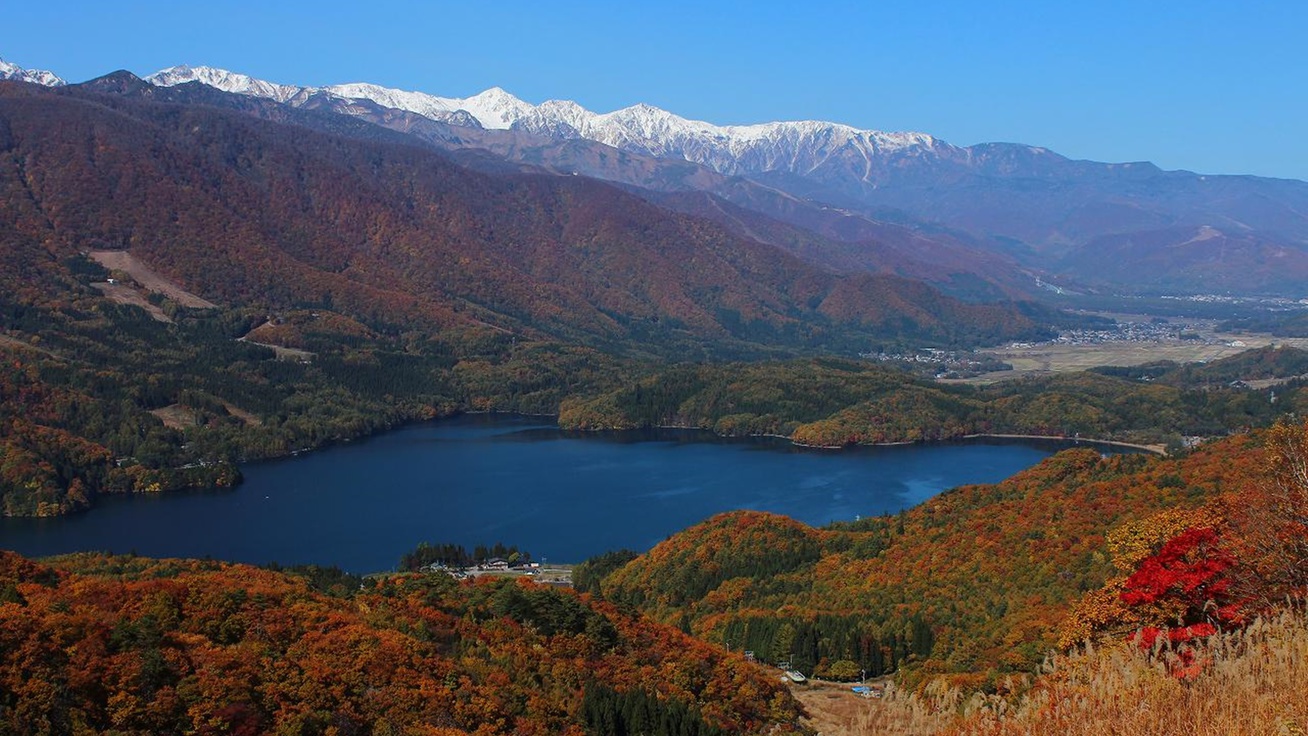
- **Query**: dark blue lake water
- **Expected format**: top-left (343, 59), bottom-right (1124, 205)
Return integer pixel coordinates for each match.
top-left (0, 414), bottom-right (1084, 571)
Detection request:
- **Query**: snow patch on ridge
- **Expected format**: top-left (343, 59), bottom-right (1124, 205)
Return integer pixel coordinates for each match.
top-left (0, 57), bottom-right (65, 86)
top-left (148, 65), bottom-right (300, 102)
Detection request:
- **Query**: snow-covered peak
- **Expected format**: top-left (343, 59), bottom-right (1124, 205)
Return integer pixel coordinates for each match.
top-left (537, 99), bottom-right (593, 127)
top-left (457, 86), bottom-right (535, 129)
top-left (0, 58), bottom-right (65, 86)
top-left (147, 65), bottom-right (301, 103)
top-left (311, 83), bottom-right (533, 130)
top-left (319, 82), bottom-right (461, 121)
top-left (142, 63), bottom-right (946, 181)
top-left (596, 102), bottom-right (707, 136)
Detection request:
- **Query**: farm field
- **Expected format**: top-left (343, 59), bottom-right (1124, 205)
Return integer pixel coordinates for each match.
top-left (956, 328), bottom-right (1308, 384)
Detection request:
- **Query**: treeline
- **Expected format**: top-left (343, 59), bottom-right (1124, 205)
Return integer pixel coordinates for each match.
top-left (599, 512), bottom-right (824, 608)
top-left (1220, 311), bottom-right (1308, 337)
top-left (260, 562), bottom-right (363, 598)
top-left (560, 357), bottom-right (1308, 448)
top-left (398, 541), bottom-right (532, 570)
top-left (584, 432), bottom-right (1278, 690)
top-left (573, 549), bottom-right (639, 595)
top-left (717, 613), bottom-right (934, 679)
top-left (1090, 344), bottom-right (1308, 386)
top-left (581, 683), bottom-right (724, 736)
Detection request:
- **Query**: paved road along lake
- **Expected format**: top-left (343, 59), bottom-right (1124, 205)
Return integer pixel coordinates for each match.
top-left (1, 414), bottom-right (1099, 571)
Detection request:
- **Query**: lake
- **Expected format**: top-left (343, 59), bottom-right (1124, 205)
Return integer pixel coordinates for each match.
top-left (0, 414), bottom-right (1090, 571)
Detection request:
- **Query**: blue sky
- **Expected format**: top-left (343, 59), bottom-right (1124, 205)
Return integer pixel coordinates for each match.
top-left (5, 1), bottom-right (1306, 179)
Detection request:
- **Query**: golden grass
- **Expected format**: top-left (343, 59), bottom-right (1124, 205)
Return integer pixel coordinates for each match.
top-left (835, 681), bottom-right (969, 735)
top-left (830, 608), bottom-right (1308, 736)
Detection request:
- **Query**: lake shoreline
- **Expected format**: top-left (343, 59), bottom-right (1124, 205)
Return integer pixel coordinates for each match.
top-left (549, 414), bottom-right (1167, 455)
top-left (14, 409), bottom-right (1163, 522)
top-left (960, 433), bottom-right (1167, 455)
top-left (3, 414), bottom-right (1073, 570)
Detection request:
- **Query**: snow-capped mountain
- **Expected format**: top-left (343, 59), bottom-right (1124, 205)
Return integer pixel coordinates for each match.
top-left (0, 58), bottom-right (65, 87)
top-left (128, 63), bottom-right (1308, 298)
top-left (147, 64), bottom-right (297, 103)
top-left (144, 65), bottom-right (949, 184)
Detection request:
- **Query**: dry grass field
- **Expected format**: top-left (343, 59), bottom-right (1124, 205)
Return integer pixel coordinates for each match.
top-left (792, 679), bottom-right (959, 736)
top-left (792, 609), bottom-right (1308, 736)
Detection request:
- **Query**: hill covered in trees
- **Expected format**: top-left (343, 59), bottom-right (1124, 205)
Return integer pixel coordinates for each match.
top-left (0, 76), bottom-right (1057, 355)
top-left (559, 356), bottom-right (1308, 448)
top-left (580, 420), bottom-right (1308, 693)
top-left (0, 551), bottom-right (805, 735)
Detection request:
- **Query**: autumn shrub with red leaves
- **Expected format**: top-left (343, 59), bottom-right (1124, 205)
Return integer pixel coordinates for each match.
top-left (1117, 526), bottom-right (1244, 677)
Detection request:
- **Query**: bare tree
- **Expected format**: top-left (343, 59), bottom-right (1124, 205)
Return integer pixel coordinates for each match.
top-left (1230, 421), bottom-right (1308, 606)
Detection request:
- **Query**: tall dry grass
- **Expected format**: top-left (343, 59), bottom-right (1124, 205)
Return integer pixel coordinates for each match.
top-left (840, 608), bottom-right (1308, 736)
top-left (829, 680), bottom-right (967, 736)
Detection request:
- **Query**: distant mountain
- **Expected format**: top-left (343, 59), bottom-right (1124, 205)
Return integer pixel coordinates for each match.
top-left (144, 65), bottom-right (945, 186)
top-left (148, 65), bottom-right (1308, 297)
top-left (143, 66), bottom-right (1040, 299)
top-left (1056, 224), bottom-right (1308, 295)
top-left (0, 58), bottom-right (64, 87)
top-left (0, 74), bottom-right (1056, 356)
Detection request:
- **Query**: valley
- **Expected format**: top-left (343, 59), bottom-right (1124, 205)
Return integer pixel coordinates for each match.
top-left (3, 45), bottom-right (1308, 736)
top-left (957, 320), bottom-right (1308, 383)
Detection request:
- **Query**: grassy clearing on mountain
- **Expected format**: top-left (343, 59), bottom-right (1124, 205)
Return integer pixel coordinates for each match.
top-left (88, 250), bottom-right (218, 309)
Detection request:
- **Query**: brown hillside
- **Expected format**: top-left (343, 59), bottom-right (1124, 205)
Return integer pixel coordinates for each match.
top-left (0, 78), bottom-right (1052, 353)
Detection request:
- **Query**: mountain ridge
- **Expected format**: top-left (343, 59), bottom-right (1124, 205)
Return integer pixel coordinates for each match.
top-left (12, 57), bottom-right (1308, 296)
top-left (0, 74), bottom-right (1056, 355)
top-left (0, 58), bottom-right (64, 87)
top-left (138, 63), bottom-right (1308, 297)
top-left (145, 64), bottom-right (944, 164)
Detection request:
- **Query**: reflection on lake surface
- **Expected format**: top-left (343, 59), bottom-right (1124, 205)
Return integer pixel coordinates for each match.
top-left (1, 414), bottom-right (1089, 571)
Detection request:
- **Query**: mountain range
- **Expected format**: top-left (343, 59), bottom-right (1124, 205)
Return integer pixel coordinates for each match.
top-left (4, 55), bottom-right (1308, 736)
top-left (0, 67), bottom-right (1063, 358)
top-left (137, 64), bottom-right (1308, 298)
top-left (10, 56), bottom-right (1308, 298)
top-left (0, 58), bottom-right (63, 87)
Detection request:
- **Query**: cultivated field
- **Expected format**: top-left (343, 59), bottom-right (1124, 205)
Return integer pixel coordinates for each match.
top-left (957, 327), bottom-right (1308, 385)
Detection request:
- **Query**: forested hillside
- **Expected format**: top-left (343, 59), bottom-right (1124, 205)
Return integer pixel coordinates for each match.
top-left (0, 551), bottom-right (806, 734)
top-left (7, 419), bottom-right (1300, 734)
top-left (584, 422), bottom-right (1304, 691)
top-left (560, 358), bottom-right (1308, 448)
top-left (0, 283), bottom-right (632, 516)
top-left (0, 77), bottom-right (1054, 354)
